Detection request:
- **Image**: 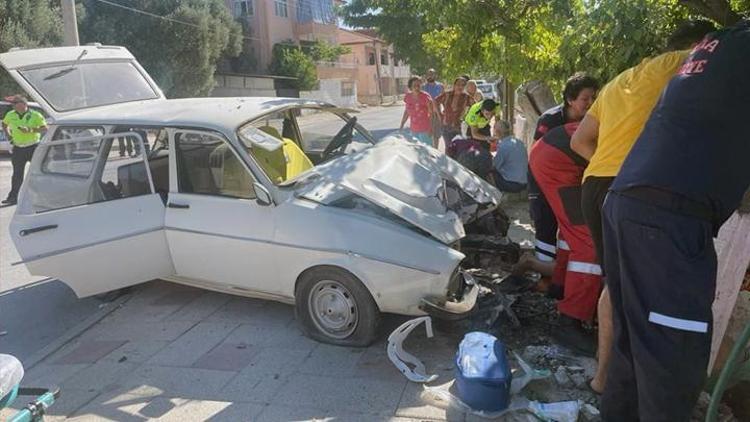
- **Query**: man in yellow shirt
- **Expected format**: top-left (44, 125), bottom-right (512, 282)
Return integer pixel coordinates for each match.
top-left (570, 20), bottom-right (716, 394)
top-left (2, 95), bottom-right (47, 205)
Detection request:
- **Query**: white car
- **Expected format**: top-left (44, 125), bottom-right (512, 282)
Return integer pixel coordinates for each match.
top-left (1, 45), bottom-right (505, 346)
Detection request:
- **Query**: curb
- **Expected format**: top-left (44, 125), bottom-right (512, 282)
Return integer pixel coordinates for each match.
top-left (23, 290), bottom-right (133, 369)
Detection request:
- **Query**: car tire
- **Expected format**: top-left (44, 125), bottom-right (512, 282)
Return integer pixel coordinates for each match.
top-left (295, 267), bottom-right (380, 347)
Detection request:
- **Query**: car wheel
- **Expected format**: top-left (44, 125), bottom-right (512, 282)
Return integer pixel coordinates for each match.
top-left (295, 267), bottom-right (380, 347)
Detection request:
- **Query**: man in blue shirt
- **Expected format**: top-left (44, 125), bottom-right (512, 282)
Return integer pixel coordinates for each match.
top-left (600, 21), bottom-right (750, 421)
top-left (492, 120), bottom-right (527, 193)
top-left (423, 69), bottom-right (444, 146)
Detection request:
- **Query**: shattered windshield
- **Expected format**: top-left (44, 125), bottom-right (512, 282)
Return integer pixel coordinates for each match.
top-left (19, 62), bottom-right (160, 112)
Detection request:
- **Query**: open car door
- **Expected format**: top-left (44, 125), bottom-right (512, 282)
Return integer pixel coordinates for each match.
top-left (0, 45), bottom-right (164, 120)
top-left (9, 133), bottom-right (174, 297)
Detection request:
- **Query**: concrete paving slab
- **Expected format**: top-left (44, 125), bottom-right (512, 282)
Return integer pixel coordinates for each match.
top-left (61, 361), bottom-right (138, 394)
top-left (299, 344), bottom-right (367, 377)
top-left (117, 365), bottom-right (237, 399)
top-left (149, 288), bottom-right (204, 307)
top-left (271, 374), bottom-right (406, 415)
top-left (79, 320), bottom-right (195, 342)
top-left (192, 342), bottom-right (258, 372)
top-left (254, 403), bottom-right (413, 422)
top-left (395, 381), bottom-right (466, 421)
top-left (222, 323), bottom-right (319, 351)
top-left (353, 345), bottom-right (412, 382)
top-left (67, 393), bottom-right (159, 421)
top-left (23, 363), bottom-right (90, 387)
top-left (54, 340), bottom-right (127, 365)
top-left (206, 298), bottom-right (295, 328)
top-left (165, 292), bottom-right (232, 322)
top-left (0, 388), bottom-right (99, 422)
top-left (147, 321), bottom-right (238, 367)
top-left (220, 368), bottom-right (291, 405)
top-left (99, 340), bottom-right (170, 364)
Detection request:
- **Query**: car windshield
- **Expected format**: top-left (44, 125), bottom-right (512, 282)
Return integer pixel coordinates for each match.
top-left (478, 85), bottom-right (494, 93)
top-left (18, 62), bottom-right (159, 112)
top-left (237, 108), bottom-right (375, 186)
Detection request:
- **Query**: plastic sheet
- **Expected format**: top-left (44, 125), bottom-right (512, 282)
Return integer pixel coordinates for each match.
top-left (0, 354), bottom-right (23, 401)
top-left (387, 317), bottom-right (438, 383)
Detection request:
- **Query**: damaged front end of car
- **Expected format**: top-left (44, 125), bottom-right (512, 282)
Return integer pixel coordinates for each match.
top-left (292, 135), bottom-right (521, 321)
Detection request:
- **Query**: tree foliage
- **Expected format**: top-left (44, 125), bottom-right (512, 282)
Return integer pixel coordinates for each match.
top-left (269, 43), bottom-right (318, 91)
top-left (305, 40), bottom-right (351, 62)
top-left (340, 0), bottom-right (748, 95)
top-left (80, 0), bottom-right (242, 98)
top-left (0, 0), bottom-right (63, 95)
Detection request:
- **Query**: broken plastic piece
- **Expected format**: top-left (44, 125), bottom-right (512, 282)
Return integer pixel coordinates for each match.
top-left (527, 400), bottom-right (581, 422)
top-left (510, 352), bottom-right (551, 394)
top-left (387, 316), bottom-right (438, 383)
top-left (423, 381), bottom-right (531, 419)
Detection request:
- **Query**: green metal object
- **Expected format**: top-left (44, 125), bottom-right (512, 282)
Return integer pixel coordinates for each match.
top-left (706, 318), bottom-right (750, 422)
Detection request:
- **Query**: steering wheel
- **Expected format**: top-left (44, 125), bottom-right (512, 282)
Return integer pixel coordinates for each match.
top-left (322, 117), bottom-right (357, 161)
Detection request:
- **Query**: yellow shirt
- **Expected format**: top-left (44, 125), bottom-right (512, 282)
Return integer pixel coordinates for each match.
top-left (583, 50), bottom-right (689, 180)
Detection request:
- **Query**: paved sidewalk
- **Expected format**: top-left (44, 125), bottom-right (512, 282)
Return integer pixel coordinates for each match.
top-left (1, 280), bottom-right (483, 421)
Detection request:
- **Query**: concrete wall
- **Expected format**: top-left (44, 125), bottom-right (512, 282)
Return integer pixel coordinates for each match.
top-left (210, 74), bottom-right (277, 97)
top-left (300, 78), bottom-right (358, 108)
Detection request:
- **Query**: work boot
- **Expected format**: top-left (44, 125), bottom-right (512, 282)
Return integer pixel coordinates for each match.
top-left (1, 197), bottom-right (17, 205)
top-left (553, 315), bottom-right (596, 357)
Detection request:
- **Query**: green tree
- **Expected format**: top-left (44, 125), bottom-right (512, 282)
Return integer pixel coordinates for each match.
top-left (80, 0), bottom-right (242, 97)
top-left (269, 43), bottom-right (318, 91)
top-left (305, 40), bottom-right (351, 63)
top-left (0, 0), bottom-right (63, 95)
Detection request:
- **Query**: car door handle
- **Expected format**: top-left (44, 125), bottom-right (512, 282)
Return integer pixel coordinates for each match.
top-left (168, 203), bottom-right (190, 209)
top-left (19, 224), bottom-right (58, 237)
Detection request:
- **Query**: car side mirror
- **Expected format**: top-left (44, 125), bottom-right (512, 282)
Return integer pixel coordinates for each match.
top-left (254, 182), bottom-right (274, 206)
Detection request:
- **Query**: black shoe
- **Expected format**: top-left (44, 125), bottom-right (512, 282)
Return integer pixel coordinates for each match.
top-left (553, 315), bottom-right (596, 357)
top-left (1, 197), bottom-right (17, 205)
top-left (547, 283), bottom-right (564, 300)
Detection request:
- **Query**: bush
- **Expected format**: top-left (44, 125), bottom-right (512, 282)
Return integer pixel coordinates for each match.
top-left (269, 43), bottom-right (318, 91)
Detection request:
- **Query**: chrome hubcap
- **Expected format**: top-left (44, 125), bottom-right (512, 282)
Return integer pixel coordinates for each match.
top-left (308, 280), bottom-right (358, 339)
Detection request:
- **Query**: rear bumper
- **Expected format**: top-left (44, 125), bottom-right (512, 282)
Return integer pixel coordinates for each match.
top-left (419, 270), bottom-right (479, 320)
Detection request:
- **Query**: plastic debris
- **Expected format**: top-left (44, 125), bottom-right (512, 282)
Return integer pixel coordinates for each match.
top-left (387, 316), bottom-right (438, 383)
top-left (527, 400), bottom-right (582, 422)
top-left (581, 403), bottom-right (601, 421)
top-left (423, 380), bottom-right (531, 419)
top-left (510, 352), bottom-right (551, 394)
top-left (554, 366), bottom-right (573, 387)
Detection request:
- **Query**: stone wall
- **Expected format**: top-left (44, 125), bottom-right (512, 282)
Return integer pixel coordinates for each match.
top-left (210, 74), bottom-right (278, 97)
top-left (300, 78), bottom-right (358, 108)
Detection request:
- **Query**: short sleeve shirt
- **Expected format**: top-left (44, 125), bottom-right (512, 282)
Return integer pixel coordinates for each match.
top-left (404, 91), bottom-right (433, 133)
top-left (2, 109), bottom-right (47, 146)
top-left (464, 101), bottom-right (500, 129)
top-left (435, 91), bottom-right (472, 129)
top-left (423, 82), bottom-right (444, 99)
top-left (583, 50), bottom-right (689, 181)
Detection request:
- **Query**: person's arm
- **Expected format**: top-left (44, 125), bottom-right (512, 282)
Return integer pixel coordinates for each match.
top-left (470, 125), bottom-right (497, 143)
top-left (1, 121), bottom-right (9, 139)
top-left (399, 108), bottom-right (409, 131)
top-left (570, 114), bottom-right (600, 160)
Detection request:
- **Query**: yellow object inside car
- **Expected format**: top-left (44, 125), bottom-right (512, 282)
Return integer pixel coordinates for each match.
top-left (255, 126), bottom-right (313, 183)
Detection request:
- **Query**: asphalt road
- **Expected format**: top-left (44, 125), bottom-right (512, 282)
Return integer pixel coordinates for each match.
top-left (0, 103), bottom-right (406, 364)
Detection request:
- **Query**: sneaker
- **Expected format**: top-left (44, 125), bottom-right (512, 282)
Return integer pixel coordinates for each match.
top-left (553, 315), bottom-right (596, 357)
top-left (1, 197), bottom-right (17, 205)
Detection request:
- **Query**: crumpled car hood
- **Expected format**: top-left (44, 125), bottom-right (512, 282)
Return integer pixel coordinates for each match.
top-left (294, 136), bottom-right (503, 244)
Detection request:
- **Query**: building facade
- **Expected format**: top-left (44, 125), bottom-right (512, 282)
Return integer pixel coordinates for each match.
top-left (336, 29), bottom-right (410, 105)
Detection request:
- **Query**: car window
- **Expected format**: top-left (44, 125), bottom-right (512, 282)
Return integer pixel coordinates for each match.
top-left (111, 126), bottom-right (169, 199)
top-left (43, 127), bottom-right (106, 177)
top-left (296, 110), bottom-right (371, 154)
top-left (174, 131), bottom-right (256, 200)
top-left (32, 133), bottom-right (152, 212)
top-left (247, 110), bottom-right (298, 142)
top-left (18, 62), bottom-right (159, 112)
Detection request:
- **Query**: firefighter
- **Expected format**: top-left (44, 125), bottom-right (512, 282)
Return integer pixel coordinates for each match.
top-left (600, 21), bottom-right (750, 421)
top-left (529, 122), bottom-right (600, 355)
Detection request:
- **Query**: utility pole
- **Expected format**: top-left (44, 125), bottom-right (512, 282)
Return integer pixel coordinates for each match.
top-left (61, 0), bottom-right (80, 46)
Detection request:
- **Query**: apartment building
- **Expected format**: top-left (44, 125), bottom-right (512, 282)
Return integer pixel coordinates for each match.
top-left (226, 0), bottom-right (339, 72)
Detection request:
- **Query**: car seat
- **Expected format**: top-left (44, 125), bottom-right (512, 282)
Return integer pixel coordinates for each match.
top-left (255, 126), bottom-right (313, 182)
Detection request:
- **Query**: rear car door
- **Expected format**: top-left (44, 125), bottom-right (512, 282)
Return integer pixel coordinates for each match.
top-left (9, 132), bottom-right (174, 297)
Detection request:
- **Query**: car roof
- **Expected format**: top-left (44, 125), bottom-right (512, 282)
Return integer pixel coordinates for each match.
top-left (47, 97), bottom-right (338, 133)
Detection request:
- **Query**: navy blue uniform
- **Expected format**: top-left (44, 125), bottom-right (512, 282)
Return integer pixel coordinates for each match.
top-left (602, 21), bottom-right (750, 422)
top-left (529, 104), bottom-right (567, 262)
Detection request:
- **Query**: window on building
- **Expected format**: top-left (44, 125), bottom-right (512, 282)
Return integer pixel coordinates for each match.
top-left (233, 0), bottom-right (254, 17)
top-left (380, 53), bottom-right (388, 65)
top-left (275, 0), bottom-right (288, 18)
top-left (341, 81), bottom-right (354, 97)
top-left (368, 52), bottom-right (376, 66)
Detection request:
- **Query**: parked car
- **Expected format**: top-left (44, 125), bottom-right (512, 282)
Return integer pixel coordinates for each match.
top-left (476, 83), bottom-right (497, 102)
top-left (0, 101), bottom-right (48, 154)
top-left (1, 45), bottom-right (505, 346)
